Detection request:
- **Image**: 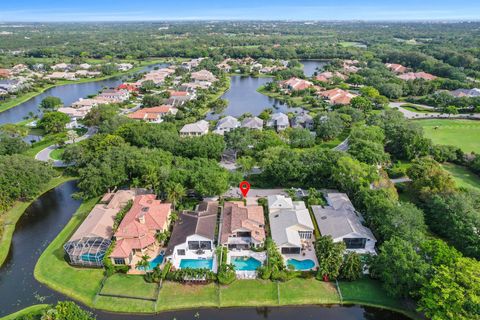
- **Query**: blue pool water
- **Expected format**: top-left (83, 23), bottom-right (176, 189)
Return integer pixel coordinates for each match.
top-left (137, 254), bottom-right (164, 271)
top-left (287, 258), bottom-right (315, 271)
top-left (179, 258), bottom-right (213, 270)
top-left (231, 256), bottom-right (262, 271)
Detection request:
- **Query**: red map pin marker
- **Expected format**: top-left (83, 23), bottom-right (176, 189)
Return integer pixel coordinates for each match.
top-left (239, 181), bottom-right (251, 197)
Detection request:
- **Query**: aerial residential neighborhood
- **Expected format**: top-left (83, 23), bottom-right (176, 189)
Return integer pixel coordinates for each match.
top-left (0, 2), bottom-right (479, 320)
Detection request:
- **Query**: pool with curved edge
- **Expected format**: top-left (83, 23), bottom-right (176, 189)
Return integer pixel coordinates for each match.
top-left (287, 258), bottom-right (315, 270)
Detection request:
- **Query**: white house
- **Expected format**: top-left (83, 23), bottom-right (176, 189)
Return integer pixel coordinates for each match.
top-left (312, 192), bottom-right (376, 255)
top-left (267, 113), bottom-right (289, 131)
top-left (165, 201), bottom-right (219, 270)
top-left (268, 195), bottom-right (315, 255)
top-left (214, 116), bottom-right (240, 135)
top-left (241, 117), bottom-right (263, 130)
top-left (180, 120), bottom-right (209, 137)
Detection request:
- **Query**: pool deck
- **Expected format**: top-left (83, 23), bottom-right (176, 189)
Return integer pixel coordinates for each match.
top-left (282, 239), bottom-right (318, 271)
top-left (227, 249), bottom-right (267, 278)
top-left (127, 246), bottom-right (165, 275)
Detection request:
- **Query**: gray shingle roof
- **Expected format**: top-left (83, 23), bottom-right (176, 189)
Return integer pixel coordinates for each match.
top-left (312, 193), bottom-right (376, 241)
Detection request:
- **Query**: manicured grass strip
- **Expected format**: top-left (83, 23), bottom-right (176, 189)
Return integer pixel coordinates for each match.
top-left (278, 278), bottom-right (340, 305)
top-left (417, 119), bottom-right (480, 153)
top-left (443, 163), bottom-right (480, 192)
top-left (156, 282), bottom-right (218, 311)
top-left (219, 280), bottom-right (278, 307)
top-left (34, 197), bottom-right (105, 307)
top-left (0, 304), bottom-right (49, 320)
top-left (100, 274), bottom-right (158, 299)
top-left (94, 296), bottom-right (156, 313)
top-left (49, 148), bottom-right (65, 160)
top-left (0, 175), bottom-right (75, 267)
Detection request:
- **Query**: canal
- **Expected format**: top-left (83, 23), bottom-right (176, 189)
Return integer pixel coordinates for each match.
top-left (0, 182), bottom-right (411, 320)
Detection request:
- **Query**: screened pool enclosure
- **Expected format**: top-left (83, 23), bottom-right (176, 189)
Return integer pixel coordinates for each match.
top-left (63, 237), bottom-right (111, 267)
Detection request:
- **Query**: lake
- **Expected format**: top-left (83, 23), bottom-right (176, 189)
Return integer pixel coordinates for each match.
top-left (206, 76), bottom-right (304, 120)
top-left (0, 181), bottom-right (411, 320)
top-left (0, 63), bottom-right (168, 125)
top-left (301, 59), bottom-right (328, 77)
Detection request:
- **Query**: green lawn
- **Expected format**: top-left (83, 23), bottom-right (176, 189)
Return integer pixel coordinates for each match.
top-left (443, 163), bottom-right (480, 192)
top-left (278, 278), bottom-right (339, 305)
top-left (401, 104), bottom-right (434, 113)
top-left (219, 280), bottom-right (278, 307)
top-left (0, 304), bottom-right (49, 320)
top-left (34, 198), bottom-right (414, 316)
top-left (417, 119), bottom-right (480, 153)
top-left (49, 148), bottom-right (65, 160)
top-left (156, 281), bottom-right (218, 311)
top-left (0, 175), bottom-right (75, 267)
top-left (100, 274), bottom-right (158, 299)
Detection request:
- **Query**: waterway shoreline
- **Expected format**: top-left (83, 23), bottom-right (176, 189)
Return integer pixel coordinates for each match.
top-left (33, 195), bottom-right (417, 319)
top-left (0, 58), bottom-right (171, 115)
top-left (0, 174), bottom-right (76, 267)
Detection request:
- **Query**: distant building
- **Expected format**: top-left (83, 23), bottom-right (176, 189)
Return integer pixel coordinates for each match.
top-left (214, 116), bottom-right (240, 135)
top-left (241, 116), bottom-right (264, 130)
top-left (385, 63), bottom-right (407, 74)
top-left (281, 77), bottom-right (313, 91)
top-left (0, 69), bottom-right (11, 78)
top-left (318, 88), bottom-right (357, 105)
top-left (97, 89), bottom-right (130, 102)
top-left (191, 69), bottom-right (217, 83)
top-left (292, 112), bottom-right (314, 130)
top-left (312, 192), bottom-right (376, 255)
top-left (398, 72), bottom-right (437, 81)
top-left (267, 112), bottom-right (289, 131)
top-left (180, 120), bottom-right (209, 137)
top-left (449, 88), bottom-right (480, 98)
top-left (315, 71), bottom-right (346, 83)
top-left (127, 105), bottom-right (177, 123)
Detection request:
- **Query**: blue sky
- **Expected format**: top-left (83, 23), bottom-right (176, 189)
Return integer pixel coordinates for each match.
top-left (1, 0), bottom-right (480, 22)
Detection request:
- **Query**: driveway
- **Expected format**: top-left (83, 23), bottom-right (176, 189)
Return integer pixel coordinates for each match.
top-left (388, 102), bottom-right (480, 119)
top-left (35, 127), bottom-right (97, 167)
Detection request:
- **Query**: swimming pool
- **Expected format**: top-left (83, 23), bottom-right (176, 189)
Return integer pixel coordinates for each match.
top-left (287, 258), bottom-right (315, 270)
top-left (136, 254), bottom-right (164, 271)
top-left (179, 258), bottom-right (213, 270)
top-left (231, 256), bottom-right (262, 271)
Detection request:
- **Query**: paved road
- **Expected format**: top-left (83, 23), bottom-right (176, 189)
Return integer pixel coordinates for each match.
top-left (35, 126), bottom-right (97, 167)
top-left (333, 137), bottom-right (349, 151)
top-left (389, 102), bottom-right (480, 119)
top-left (390, 177), bottom-right (412, 184)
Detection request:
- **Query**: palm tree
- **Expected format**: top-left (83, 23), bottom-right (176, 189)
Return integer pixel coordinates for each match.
top-left (136, 254), bottom-right (151, 270)
top-left (166, 183), bottom-right (186, 210)
top-left (142, 166), bottom-right (160, 194)
top-left (155, 230), bottom-right (171, 245)
top-left (67, 130), bottom-right (79, 143)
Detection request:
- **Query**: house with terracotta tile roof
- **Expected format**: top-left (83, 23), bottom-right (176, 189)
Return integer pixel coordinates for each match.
top-left (110, 194), bottom-right (171, 267)
top-left (191, 69), bottom-right (217, 83)
top-left (117, 83), bottom-right (139, 92)
top-left (318, 88), bottom-right (357, 105)
top-left (397, 72), bottom-right (437, 81)
top-left (127, 105), bottom-right (178, 123)
top-left (385, 63), bottom-right (407, 74)
top-left (220, 201), bottom-right (266, 250)
top-left (315, 71), bottom-right (346, 83)
top-left (97, 89), bottom-right (130, 102)
top-left (165, 201), bottom-right (219, 270)
top-left (0, 69), bottom-right (11, 78)
top-left (281, 77), bottom-right (313, 92)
